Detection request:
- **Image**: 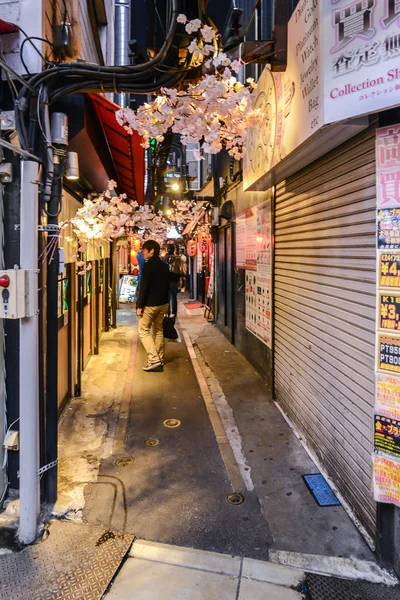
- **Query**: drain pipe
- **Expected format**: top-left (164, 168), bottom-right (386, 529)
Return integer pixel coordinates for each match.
top-left (19, 161), bottom-right (40, 544)
top-left (114, 0), bottom-right (131, 107)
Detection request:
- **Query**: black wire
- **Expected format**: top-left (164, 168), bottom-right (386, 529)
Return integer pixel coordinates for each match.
top-left (19, 37), bottom-right (58, 75)
top-left (8, 21), bottom-right (54, 67)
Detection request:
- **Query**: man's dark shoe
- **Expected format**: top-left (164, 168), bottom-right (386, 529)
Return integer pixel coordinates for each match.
top-left (143, 362), bottom-right (163, 372)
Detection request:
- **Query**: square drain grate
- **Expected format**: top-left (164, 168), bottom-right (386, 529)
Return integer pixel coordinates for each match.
top-left (306, 573), bottom-right (400, 600)
top-left (302, 474), bottom-right (341, 507)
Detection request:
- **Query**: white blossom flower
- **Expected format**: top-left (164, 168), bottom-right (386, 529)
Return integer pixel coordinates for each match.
top-left (177, 14), bottom-right (187, 24)
top-left (185, 18), bottom-right (202, 34)
top-left (188, 39), bottom-right (200, 54)
top-left (200, 25), bottom-right (215, 43)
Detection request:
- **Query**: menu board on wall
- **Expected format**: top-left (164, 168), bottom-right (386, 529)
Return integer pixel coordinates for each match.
top-left (244, 200), bottom-right (272, 349)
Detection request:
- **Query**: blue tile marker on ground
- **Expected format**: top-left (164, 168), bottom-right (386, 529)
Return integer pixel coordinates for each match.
top-left (302, 474), bottom-right (341, 507)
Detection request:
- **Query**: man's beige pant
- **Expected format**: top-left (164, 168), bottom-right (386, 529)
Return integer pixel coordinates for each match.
top-left (138, 303), bottom-right (169, 364)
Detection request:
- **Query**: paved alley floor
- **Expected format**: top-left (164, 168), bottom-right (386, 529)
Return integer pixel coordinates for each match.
top-left (82, 305), bottom-right (273, 559)
top-left (57, 300), bottom-right (377, 563)
top-left (1, 299), bottom-right (400, 599)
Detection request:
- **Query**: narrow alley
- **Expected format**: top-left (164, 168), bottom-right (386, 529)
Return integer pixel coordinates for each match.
top-left (2, 0), bottom-right (400, 598)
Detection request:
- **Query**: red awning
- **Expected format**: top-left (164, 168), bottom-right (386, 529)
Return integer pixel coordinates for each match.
top-left (0, 20), bottom-right (19, 35)
top-left (89, 94), bottom-right (145, 204)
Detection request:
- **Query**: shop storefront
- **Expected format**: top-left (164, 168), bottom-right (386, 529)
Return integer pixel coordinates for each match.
top-left (214, 0), bottom-right (400, 551)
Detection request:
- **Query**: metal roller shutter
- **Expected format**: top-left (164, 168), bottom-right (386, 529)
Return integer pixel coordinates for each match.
top-left (274, 124), bottom-right (377, 539)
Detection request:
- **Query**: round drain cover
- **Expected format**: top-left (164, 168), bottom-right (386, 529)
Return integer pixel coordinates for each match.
top-left (115, 456), bottom-right (135, 467)
top-left (163, 419), bottom-right (181, 428)
top-left (226, 492), bottom-right (245, 506)
top-left (144, 439), bottom-right (159, 447)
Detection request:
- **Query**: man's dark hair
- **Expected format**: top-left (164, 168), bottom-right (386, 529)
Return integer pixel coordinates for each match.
top-left (166, 243), bottom-right (175, 255)
top-left (142, 239), bottom-right (160, 257)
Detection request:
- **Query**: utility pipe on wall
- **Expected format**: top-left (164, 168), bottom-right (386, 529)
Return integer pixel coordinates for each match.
top-left (19, 161), bottom-right (40, 544)
top-left (115, 0), bottom-right (131, 107)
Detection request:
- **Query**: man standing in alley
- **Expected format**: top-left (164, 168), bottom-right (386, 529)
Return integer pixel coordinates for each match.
top-left (136, 240), bottom-right (170, 372)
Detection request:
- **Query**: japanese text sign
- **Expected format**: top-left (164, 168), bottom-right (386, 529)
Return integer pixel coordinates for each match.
top-left (374, 454), bottom-right (400, 507)
top-left (379, 252), bottom-right (400, 288)
top-left (377, 126), bottom-right (400, 209)
top-left (323, 0), bottom-right (400, 124)
top-left (378, 334), bottom-right (400, 374)
top-left (378, 209), bottom-right (400, 249)
top-left (376, 374), bottom-right (400, 421)
top-left (379, 293), bottom-right (400, 332)
top-left (375, 415), bottom-right (400, 459)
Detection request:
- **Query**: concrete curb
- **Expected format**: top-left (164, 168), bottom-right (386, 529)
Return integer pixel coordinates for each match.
top-left (269, 550), bottom-right (398, 586)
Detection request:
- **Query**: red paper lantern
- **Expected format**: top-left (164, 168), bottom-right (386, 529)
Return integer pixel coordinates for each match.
top-left (199, 232), bottom-right (208, 253)
top-left (187, 239), bottom-right (197, 257)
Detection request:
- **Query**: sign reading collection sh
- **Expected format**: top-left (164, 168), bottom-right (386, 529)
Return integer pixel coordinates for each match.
top-left (374, 125), bottom-right (400, 507)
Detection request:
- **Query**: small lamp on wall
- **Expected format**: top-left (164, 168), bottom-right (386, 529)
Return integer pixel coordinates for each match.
top-left (65, 151), bottom-right (80, 180)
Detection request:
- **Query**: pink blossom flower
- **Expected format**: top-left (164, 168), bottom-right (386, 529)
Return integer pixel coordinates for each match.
top-left (177, 14), bottom-right (187, 24)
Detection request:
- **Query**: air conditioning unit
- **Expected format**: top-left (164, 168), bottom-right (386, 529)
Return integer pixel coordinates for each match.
top-left (185, 142), bottom-right (202, 191)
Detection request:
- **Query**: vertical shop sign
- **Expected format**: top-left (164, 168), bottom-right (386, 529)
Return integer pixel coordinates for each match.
top-left (374, 125), bottom-right (400, 508)
top-left (197, 242), bottom-right (202, 273)
top-left (236, 212), bottom-right (247, 269)
top-left (376, 126), bottom-right (400, 209)
top-left (245, 199), bottom-right (272, 348)
top-left (207, 252), bottom-right (214, 300)
top-left (245, 207), bottom-right (257, 271)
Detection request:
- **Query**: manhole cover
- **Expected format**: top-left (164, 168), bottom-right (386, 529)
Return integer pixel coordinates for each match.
top-left (115, 456), bottom-right (135, 467)
top-left (144, 439), bottom-right (159, 447)
top-left (226, 492), bottom-right (245, 505)
top-left (163, 419), bottom-right (181, 428)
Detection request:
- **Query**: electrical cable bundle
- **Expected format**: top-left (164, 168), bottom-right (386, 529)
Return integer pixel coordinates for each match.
top-left (0, 0), bottom-right (204, 210)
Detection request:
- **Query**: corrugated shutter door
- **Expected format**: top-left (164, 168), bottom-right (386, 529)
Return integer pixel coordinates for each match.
top-left (274, 125), bottom-right (377, 539)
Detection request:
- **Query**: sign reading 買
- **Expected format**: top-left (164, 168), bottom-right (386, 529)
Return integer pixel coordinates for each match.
top-left (322, 0), bottom-right (400, 124)
top-left (378, 334), bottom-right (400, 374)
top-left (379, 293), bottom-right (400, 332)
top-left (244, 1), bottom-right (400, 189)
top-left (379, 252), bottom-right (400, 288)
top-left (376, 126), bottom-right (400, 210)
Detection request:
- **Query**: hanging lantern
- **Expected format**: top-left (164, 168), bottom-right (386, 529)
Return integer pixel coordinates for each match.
top-left (187, 239), bottom-right (197, 257)
top-left (132, 237), bottom-right (141, 252)
top-left (199, 232), bottom-right (208, 253)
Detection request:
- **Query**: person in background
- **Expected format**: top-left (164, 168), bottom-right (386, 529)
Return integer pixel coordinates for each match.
top-left (177, 246), bottom-right (187, 292)
top-left (136, 240), bottom-right (170, 372)
top-left (165, 243), bottom-right (182, 319)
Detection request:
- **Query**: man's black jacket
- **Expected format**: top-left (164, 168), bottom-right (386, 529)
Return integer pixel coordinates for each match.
top-left (136, 256), bottom-right (170, 309)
